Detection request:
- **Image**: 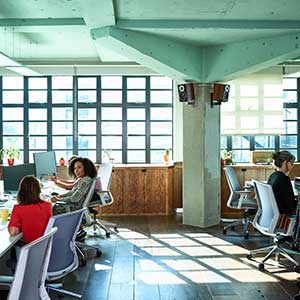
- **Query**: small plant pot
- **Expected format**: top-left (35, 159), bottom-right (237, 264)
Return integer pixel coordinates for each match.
top-left (59, 159), bottom-right (65, 166)
top-left (7, 159), bottom-right (14, 166)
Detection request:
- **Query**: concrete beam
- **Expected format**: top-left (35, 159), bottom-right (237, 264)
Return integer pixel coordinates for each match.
top-left (0, 18), bottom-right (85, 27)
top-left (204, 32), bottom-right (300, 82)
top-left (91, 26), bottom-right (203, 82)
top-left (117, 19), bottom-right (300, 30)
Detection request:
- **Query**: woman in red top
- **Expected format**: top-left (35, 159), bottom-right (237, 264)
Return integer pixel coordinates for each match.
top-left (8, 175), bottom-right (52, 244)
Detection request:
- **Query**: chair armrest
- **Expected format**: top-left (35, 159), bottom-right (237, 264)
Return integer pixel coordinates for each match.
top-left (236, 190), bottom-right (251, 209)
top-left (55, 201), bottom-right (67, 205)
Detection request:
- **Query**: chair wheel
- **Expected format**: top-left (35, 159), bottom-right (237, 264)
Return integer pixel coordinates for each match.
top-left (258, 263), bottom-right (264, 270)
top-left (106, 232), bottom-right (111, 238)
top-left (231, 226), bottom-right (235, 231)
top-left (244, 232), bottom-right (249, 239)
top-left (96, 249), bottom-right (102, 257)
top-left (222, 229), bottom-right (227, 235)
top-left (294, 293), bottom-right (300, 300)
top-left (114, 226), bottom-right (119, 233)
top-left (246, 254), bottom-right (252, 260)
top-left (294, 266), bottom-right (300, 273)
top-left (80, 258), bottom-right (87, 267)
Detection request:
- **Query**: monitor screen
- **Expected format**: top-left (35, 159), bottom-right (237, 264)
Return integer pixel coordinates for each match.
top-left (33, 151), bottom-right (57, 178)
top-left (3, 164), bottom-right (35, 192)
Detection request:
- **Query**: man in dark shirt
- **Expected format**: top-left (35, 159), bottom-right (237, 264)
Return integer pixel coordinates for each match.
top-left (268, 151), bottom-right (297, 215)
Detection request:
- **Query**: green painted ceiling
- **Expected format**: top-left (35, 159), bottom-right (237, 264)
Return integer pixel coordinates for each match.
top-left (0, 0), bottom-right (300, 81)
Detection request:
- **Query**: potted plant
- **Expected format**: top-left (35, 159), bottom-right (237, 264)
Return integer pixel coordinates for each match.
top-left (221, 149), bottom-right (233, 167)
top-left (0, 145), bottom-right (21, 166)
top-left (59, 157), bottom-right (65, 166)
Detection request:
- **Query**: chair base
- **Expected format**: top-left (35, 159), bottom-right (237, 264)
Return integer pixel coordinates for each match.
top-left (86, 213), bottom-right (118, 238)
top-left (47, 283), bottom-right (82, 299)
top-left (75, 241), bottom-right (102, 266)
top-left (247, 240), bottom-right (300, 271)
top-left (223, 217), bottom-right (253, 238)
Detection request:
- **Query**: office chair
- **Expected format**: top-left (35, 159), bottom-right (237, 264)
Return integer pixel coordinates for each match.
top-left (247, 180), bottom-right (299, 271)
top-left (223, 166), bottom-right (257, 238)
top-left (45, 208), bottom-right (86, 298)
top-left (0, 227), bottom-right (57, 300)
top-left (54, 178), bottom-right (102, 265)
top-left (86, 163), bottom-right (118, 238)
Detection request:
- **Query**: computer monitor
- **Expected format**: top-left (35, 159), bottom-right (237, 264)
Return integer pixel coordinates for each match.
top-left (3, 164), bottom-right (36, 193)
top-left (33, 151), bottom-right (57, 179)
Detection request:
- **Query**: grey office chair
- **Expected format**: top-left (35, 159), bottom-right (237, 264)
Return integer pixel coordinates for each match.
top-left (223, 166), bottom-right (257, 238)
top-left (247, 180), bottom-right (299, 271)
top-left (0, 227), bottom-right (57, 300)
top-left (87, 163), bottom-right (118, 238)
top-left (45, 208), bottom-right (86, 298)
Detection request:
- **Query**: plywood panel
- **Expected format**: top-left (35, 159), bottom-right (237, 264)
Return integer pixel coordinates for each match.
top-left (173, 162), bottom-right (182, 209)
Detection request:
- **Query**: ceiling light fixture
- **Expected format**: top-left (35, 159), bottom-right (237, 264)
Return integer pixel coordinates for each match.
top-left (0, 51), bottom-right (40, 76)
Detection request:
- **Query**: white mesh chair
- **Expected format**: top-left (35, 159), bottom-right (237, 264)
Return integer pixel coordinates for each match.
top-left (0, 227), bottom-right (57, 300)
top-left (223, 166), bottom-right (257, 238)
top-left (247, 180), bottom-right (299, 271)
top-left (87, 163), bottom-right (118, 238)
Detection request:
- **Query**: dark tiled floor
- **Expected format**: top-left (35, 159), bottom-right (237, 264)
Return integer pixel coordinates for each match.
top-left (1, 213), bottom-right (300, 300)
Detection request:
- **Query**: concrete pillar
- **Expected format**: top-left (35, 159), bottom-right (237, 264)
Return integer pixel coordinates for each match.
top-left (182, 83), bottom-right (220, 228)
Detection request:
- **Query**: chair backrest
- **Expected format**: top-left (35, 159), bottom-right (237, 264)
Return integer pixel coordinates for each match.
top-left (81, 177), bottom-right (98, 209)
top-left (252, 180), bottom-right (280, 235)
top-left (223, 166), bottom-right (242, 207)
top-left (98, 163), bottom-right (113, 191)
top-left (45, 208), bottom-right (85, 281)
top-left (8, 227), bottom-right (57, 300)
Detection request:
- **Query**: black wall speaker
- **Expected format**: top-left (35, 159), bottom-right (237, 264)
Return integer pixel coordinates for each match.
top-left (178, 83), bottom-right (195, 103)
top-left (212, 84), bottom-right (230, 102)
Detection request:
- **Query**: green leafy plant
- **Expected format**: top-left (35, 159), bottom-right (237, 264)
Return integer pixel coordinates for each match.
top-left (0, 145), bottom-right (20, 160)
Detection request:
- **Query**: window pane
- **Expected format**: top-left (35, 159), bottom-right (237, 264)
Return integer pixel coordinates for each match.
top-left (102, 150), bottom-right (122, 163)
top-left (232, 150), bottom-right (250, 163)
top-left (29, 136), bottom-right (47, 149)
top-left (240, 98), bottom-right (258, 110)
top-left (101, 107), bottom-right (122, 120)
top-left (232, 136), bottom-right (250, 148)
top-left (52, 76), bottom-right (73, 89)
top-left (52, 136), bottom-right (73, 149)
top-left (283, 78), bottom-right (297, 89)
top-left (283, 91), bottom-right (297, 103)
top-left (78, 77), bottom-right (96, 89)
top-left (255, 136), bottom-right (275, 149)
top-left (78, 90), bottom-right (96, 103)
top-left (127, 77), bottom-right (145, 89)
top-left (52, 108), bottom-right (73, 120)
top-left (3, 136), bottom-right (23, 149)
top-left (101, 90), bottom-right (122, 103)
top-left (3, 76), bottom-right (23, 89)
top-left (151, 150), bottom-right (170, 163)
top-left (102, 122), bottom-right (122, 134)
top-left (220, 136), bottom-right (227, 149)
top-left (284, 108), bottom-right (297, 120)
top-left (280, 135), bottom-right (297, 148)
top-left (127, 108), bottom-right (145, 120)
top-left (28, 77), bottom-right (47, 89)
top-left (264, 98), bottom-right (282, 111)
top-left (128, 122), bottom-right (145, 134)
top-left (127, 150), bottom-right (145, 163)
top-left (264, 84), bottom-right (283, 97)
top-left (3, 108), bottom-right (23, 120)
top-left (127, 136), bottom-right (145, 149)
top-left (264, 115), bottom-right (283, 130)
top-left (151, 122), bottom-right (172, 134)
top-left (151, 136), bottom-right (172, 149)
top-left (52, 151), bottom-right (73, 164)
top-left (102, 76), bottom-right (122, 89)
top-left (78, 150), bottom-right (96, 162)
top-left (28, 90), bottom-right (47, 103)
top-left (151, 108), bottom-right (172, 120)
top-left (78, 136), bottom-right (96, 149)
top-left (78, 122), bottom-right (96, 134)
top-left (102, 136), bottom-right (122, 149)
top-left (52, 122), bottom-right (73, 135)
top-left (29, 108), bottom-right (47, 120)
top-left (150, 76), bottom-right (172, 89)
top-left (3, 91), bottom-right (23, 104)
top-left (150, 91), bottom-right (173, 104)
top-left (283, 121), bottom-right (297, 134)
top-left (127, 91), bottom-right (145, 103)
top-left (3, 122), bottom-right (23, 134)
top-left (52, 90), bottom-right (73, 104)
top-left (240, 85), bottom-right (258, 97)
top-left (29, 122), bottom-right (47, 135)
top-left (78, 108), bottom-right (96, 120)
top-left (240, 117), bottom-right (258, 129)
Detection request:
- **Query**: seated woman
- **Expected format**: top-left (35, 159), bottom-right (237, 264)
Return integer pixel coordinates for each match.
top-left (267, 150), bottom-right (297, 215)
top-left (8, 175), bottom-right (52, 244)
top-left (51, 157), bottom-right (97, 213)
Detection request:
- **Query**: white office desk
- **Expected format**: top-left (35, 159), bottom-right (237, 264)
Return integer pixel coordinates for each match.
top-left (0, 224), bottom-right (22, 258)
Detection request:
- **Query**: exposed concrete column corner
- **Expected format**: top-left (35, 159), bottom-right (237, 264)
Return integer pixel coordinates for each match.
top-left (182, 83), bottom-right (220, 228)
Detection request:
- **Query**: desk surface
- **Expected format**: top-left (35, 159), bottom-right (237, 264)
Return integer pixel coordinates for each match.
top-left (0, 224), bottom-right (22, 258)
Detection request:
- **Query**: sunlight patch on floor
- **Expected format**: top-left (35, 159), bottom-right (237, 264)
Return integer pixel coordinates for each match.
top-left (137, 271), bottom-right (186, 284)
top-left (180, 270), bottom-right (230, 283)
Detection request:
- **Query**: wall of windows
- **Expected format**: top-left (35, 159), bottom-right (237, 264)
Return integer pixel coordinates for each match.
top-left (1, 75), bottom-right (174, 164)
top-left (221, 77), bottom-right (299, 162)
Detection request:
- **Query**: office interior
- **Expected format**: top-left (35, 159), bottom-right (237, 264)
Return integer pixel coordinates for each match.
top-left (1, 0), bottom-right (300, 299)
